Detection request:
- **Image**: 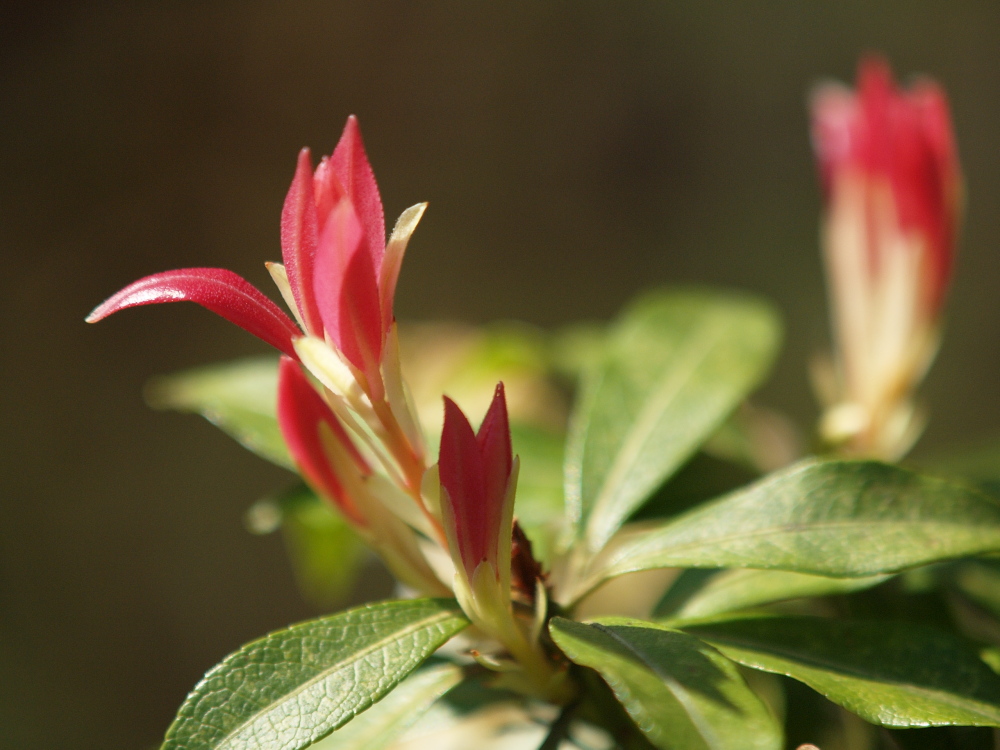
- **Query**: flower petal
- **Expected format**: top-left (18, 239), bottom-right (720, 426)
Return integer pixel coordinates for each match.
top-left (313, 199), bottom-right (384, 386)
top-left (379, 203), bottom-right (427, 332)
top-left (280, 148), bottom-right (324, 335)
top-left (276, 357), bottom-right (367, 525)
top-left (331, 115), bottom-right (386, 270)
top-left (86, 268), bottom-right (301, 358)
top-left (476, 382), bottom-right (513, 540)
top-left (439, 396), bottom-right (487, 575)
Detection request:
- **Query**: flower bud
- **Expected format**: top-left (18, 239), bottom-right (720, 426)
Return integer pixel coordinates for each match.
top-left (811, 57), bottom-right (962, 459)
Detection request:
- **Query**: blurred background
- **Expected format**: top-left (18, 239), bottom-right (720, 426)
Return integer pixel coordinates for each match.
top-left (2, 1), bottom-right (999, 746)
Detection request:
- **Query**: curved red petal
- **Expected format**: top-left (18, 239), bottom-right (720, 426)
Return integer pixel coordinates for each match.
top-left (276, 357), bottom-right (366, 526)
top-left (280, 148), bottom-right (324, 335)
top-left (331, 115), bottom-right (386, 270)
top-left (476, 382), bottom-right (513, 541)
top-left (86, 268), bottom-right (301, 358)
top-left (313, 199), bottom-right (384, 377)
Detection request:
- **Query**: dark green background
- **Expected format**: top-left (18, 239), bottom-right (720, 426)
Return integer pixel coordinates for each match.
top-left (3, 2), bottom-right (999, 747)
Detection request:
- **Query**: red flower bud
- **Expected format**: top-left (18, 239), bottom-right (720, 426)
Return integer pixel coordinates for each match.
top-left (811, 57), bottom-right (963, 458)
top-left (438, 383), bottom-right (514, 580)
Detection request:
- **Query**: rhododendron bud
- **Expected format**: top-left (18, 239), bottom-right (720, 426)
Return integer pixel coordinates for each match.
top-left (89, 116), bottom-right (429, 494)
top-left (438, 385), bottom-right (564, 694)
top-left (439, 384), bottom-right (516, 588)
top-left (811, 57), bottom-right (961, 459)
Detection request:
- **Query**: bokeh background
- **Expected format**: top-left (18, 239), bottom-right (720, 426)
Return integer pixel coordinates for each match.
top-left (3, 2), bottom-right (1000, 747)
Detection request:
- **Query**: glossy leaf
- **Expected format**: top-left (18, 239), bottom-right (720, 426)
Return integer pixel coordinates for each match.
top-left (684, 615), bottom-right (1000, 727)
top-left (661, 569), bottom-right (890, 621)
top-left (86, 268), bottom-right (302, 358)
top-left (162, 598), bottom-right (468, 750)
top-left (549, 616), bottom-right (781, 750)
top-left (145, 356), bottom-right (291, 469)
top-left (565, 289), bottom-right (780, 551)
top-left (578, 459), bottom-right (1000, 598)
top-left (308, 662), bottom-right (463, 750)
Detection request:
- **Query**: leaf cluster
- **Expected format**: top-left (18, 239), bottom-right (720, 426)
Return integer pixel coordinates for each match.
top-left (153, 289), bottom-right (1000, 750)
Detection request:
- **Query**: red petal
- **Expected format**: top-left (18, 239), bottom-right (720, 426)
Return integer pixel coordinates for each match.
top-left (86, 268), bottom-right (301, 358)
top-left (856, 57), bottom-right (960, 310)
top-left (476, 382), bottom-right (513, 537)
top-left (912, 82), bottom-right (961, 308)
top-left (280, 148), bottom-right (324, 336)
top-left (313, 156), bottom-right (346, 234)
top-left (313, 199), bottom-right (384, 379)
top-left (811, 57), bottom-right (961, 313)
top-left (331, 116), bottom-right (386, 270)
top-left (276, 357), bottom-right (367, 525)
top-left (440, 397), bottom-right (488, 573)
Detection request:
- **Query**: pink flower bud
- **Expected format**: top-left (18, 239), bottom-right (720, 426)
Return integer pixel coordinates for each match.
top-left (281, 117), bottom-right (390, 390)
top-left (811, 57), bottom-right (962, 458)
top-left (438, 383), bottom-right (514, 581)
top-left (812, 57), bottom-right (960, 313)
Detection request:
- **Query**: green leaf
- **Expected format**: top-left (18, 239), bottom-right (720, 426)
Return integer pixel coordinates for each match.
top-left (308, 662), bottom-right (463, 750)
top-left (683, 615), bottom-right (1000, 727)
top-left (510, 424), bottom-right (566, 563)
top-left (162, 598), bottom-right (469, 750)
top-left (659, 569), bottom-right (890, 621)
top-left (565, 289), bottom-right (780, 551)
top-left (549, 617), bottom-right (781, 750)
top-left (146, 356), bottom-right (291, 469)
top-left (246, 485), bottom-right (369, 607)
top-left (576, 459), bottom-right (1000, 598)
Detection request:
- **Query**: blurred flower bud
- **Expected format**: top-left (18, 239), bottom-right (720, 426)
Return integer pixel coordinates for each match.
top-left (811, 57), bottom-right (962, 459)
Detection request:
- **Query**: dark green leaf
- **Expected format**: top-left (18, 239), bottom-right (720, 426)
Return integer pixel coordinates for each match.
top-left (564, 289), bottom-right (780, 551)
top-left (576, 460), bottom-right (1000, 599)
top-left (662, 569), bottom-right (889, 620)
top-left (162, 599), bottom-right (468, 750)
top-left (684, 615), bottom-right (1000, 727)
top-left (549, 617), bottom-right (781, 750)
top-left (308, 663), bottom-right (463, 750)
top-left (146, 357), bottom-right (291, 469)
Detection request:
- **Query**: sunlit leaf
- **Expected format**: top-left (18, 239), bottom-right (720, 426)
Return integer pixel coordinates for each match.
top-left (575, 460), bottom-right (1000, 599)
top-left (550, 617), bottom-right (781, 750)
top-left (684, 615), bottom-right (1000, 727)
top-left (162, 599), bottom-right (468, 750)
top-left (658, 569), bottom-right (889, 621)
top-left (308, 662), bottom-right (463, 750)
top-left (565, 289), bottom-right (780, 551)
